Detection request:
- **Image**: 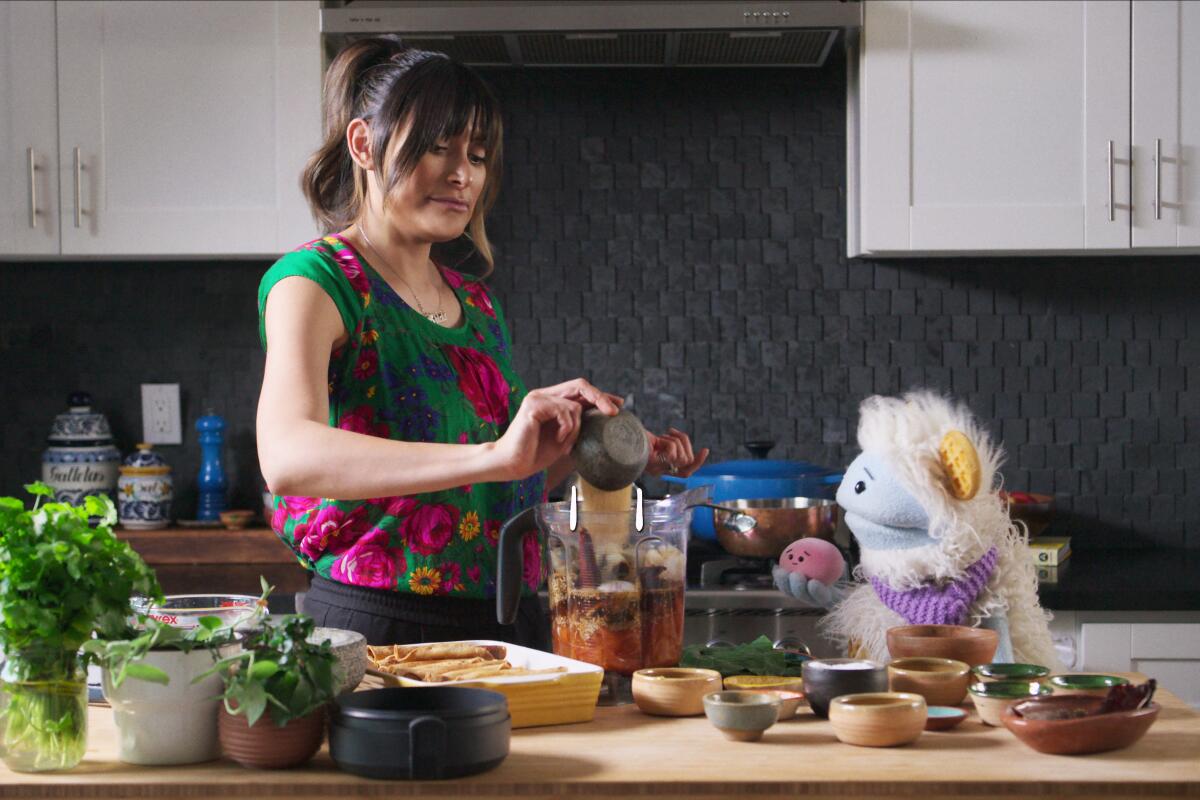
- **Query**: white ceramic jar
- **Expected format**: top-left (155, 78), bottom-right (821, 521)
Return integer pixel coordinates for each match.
top-left (117, 444), bottom-right (174, 529)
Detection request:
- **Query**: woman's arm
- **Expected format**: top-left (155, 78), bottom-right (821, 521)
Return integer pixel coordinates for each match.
top-left (257, 277), bottom-right (587, 500)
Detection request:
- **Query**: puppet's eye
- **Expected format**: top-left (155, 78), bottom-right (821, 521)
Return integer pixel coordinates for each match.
top-left (854, 480), bottom-right (866, 494)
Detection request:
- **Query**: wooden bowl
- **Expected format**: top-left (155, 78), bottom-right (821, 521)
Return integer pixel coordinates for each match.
top-left (968, 680), bottom-right (1053, 726)
top-left (219, 509), bottom-right (255, 530)
top-left (723, 675), bottom-right (805, 693)
top-left (828, 692), bottom-right (927, 747)
top-left (1047, 674), bottom-right (1130, 698)
top-left (1002, 696), bottom-right (1159, 755)
top-left (886, 624), bottom-right (999, 667)
top-left (632, 668), bottom-right (723, 717)
top-left (888, 657), bottom-right (971, 707)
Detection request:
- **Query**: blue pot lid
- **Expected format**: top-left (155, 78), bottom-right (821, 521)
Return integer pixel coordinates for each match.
top-left (689, 459), bottom-right (838, 480)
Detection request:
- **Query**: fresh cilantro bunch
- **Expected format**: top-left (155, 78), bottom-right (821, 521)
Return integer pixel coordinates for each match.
top-left (200, 614), bottom-right (336, 727)
top-left (0, 482), bottom-right (163, 659)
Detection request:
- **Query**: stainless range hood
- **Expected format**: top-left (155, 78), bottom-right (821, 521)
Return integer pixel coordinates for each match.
top-left (321, 1), bottom-right (862, 68)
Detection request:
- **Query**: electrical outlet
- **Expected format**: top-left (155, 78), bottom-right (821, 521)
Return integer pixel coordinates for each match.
top-left (141, 384), bottom-right (182, 445)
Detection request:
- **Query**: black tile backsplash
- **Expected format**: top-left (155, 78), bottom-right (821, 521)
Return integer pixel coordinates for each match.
top-left (1, 58), bottom-right (1196, 548)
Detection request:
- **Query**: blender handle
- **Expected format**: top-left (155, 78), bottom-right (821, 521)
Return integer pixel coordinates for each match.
top-left (496, 505), bottom-right (537, 625)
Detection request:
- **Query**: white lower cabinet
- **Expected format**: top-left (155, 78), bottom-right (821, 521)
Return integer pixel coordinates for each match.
top-left (1056, 612), bottom-right (1200, 708)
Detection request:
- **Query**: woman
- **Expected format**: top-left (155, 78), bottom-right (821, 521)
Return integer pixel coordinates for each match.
top-left (255, 37), bottom-right (708, 648)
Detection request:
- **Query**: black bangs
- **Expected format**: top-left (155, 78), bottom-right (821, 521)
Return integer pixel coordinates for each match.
top-left (373, 55), bottom-right (503, 192)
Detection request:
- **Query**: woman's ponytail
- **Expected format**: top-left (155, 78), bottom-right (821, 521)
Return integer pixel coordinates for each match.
top-left (301, 36), bottom-right (405, 234)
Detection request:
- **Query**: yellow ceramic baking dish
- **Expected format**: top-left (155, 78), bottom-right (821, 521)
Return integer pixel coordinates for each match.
top-left (364, 639), bottom-right (603, 728)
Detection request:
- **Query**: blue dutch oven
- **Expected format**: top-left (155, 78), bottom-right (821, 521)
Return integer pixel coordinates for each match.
top-left (661, 444), bottom-right (842, 541)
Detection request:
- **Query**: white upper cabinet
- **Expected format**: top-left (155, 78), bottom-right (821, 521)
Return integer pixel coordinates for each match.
top-left (1132, 0), bottom-right (1200, 248)
top-left (55, 0), bottom-right (321, 256)
top-left (3, 0), bottom-right (320, 259)
top-left (1, 1), bottom-right (60, 256)
top-left (853, 1), bottom-right (1130, 255)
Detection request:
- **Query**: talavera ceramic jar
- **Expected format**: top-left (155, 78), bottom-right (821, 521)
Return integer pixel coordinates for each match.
top-left (118, 444), bottom-right (173, 529)
top-left (41, 392), bottom-right (121, 505)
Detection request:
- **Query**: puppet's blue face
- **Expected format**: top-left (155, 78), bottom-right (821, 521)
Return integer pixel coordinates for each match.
top-left (836, 452), bottom-right (936, 550)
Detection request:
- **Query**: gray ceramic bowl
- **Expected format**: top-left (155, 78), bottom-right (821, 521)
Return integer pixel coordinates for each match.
top-left (702, 691), bottom-right (781, 742)
top-left (309, 627), bottom-right (368, 694)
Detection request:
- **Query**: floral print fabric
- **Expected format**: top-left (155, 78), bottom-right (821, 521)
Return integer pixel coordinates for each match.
top-left (257, 235), bottom-right (546, 598)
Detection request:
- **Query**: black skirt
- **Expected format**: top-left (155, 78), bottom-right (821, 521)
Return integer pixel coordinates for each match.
top-left (300, 574), bottom-right (549, 650)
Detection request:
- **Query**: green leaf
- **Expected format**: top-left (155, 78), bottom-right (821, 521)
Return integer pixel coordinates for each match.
top-left (238, 683), bottom-right (269, 727)
top-left (250, 660), bottom-right (280, 680)
top-left (123, 662), bottom-right (171, 685)
top-left (24, 482), bottom-right (54, 498)
top-left (197, 616), bottom-right (223, 631)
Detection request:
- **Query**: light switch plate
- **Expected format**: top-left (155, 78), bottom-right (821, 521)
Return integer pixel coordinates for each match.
top-left (141, 383), bottom-right (182, 445)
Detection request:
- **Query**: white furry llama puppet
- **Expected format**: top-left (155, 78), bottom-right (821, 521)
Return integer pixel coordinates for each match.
top-left (774, 391), bottom-right (1059, 667)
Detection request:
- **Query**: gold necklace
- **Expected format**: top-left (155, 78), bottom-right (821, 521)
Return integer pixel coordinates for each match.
top-left (356, 224), bottom-right (448, 324)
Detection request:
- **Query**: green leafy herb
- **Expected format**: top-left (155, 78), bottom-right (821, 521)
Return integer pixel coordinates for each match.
top-left (0, 486), bottom-right (163, 655)
top-left (680, 635), bottom-right (808, 677)
top-left (198, 611), bottom-right (336, 728)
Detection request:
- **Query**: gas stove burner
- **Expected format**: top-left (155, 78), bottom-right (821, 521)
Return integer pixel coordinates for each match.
top-left (698, 556), bottom-right (776, 589)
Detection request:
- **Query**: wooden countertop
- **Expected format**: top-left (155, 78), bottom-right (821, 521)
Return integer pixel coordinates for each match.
top-left (2, 673), bottom-right (1197, 799)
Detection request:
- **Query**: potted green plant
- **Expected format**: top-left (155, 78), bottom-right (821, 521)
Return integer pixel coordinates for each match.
top-left (203, 614), bottom-right (337, 769)
top-left (0, 483), bottom-right (161, 772)
top-left (80, 580), bottom-right (269, 766)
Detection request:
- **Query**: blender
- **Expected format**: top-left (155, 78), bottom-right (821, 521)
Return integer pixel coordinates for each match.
top-left (496, 410), bottom-right (709, 702)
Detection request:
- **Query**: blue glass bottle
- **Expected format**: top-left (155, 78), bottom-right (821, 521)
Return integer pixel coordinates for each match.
top-left (195, 412), bottom-right (227, 520)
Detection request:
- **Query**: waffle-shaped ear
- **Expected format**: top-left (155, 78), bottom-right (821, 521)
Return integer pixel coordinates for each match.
top-left (938, 430), bottom-right (981, 500)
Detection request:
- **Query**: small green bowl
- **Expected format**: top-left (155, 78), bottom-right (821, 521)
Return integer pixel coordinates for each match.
top-left (970, 663), bottom-right (1050, 683)
top-left (968, 680), bottom-right (1054, 726)
top-left (1048, 674), bottom-right (1129, 697)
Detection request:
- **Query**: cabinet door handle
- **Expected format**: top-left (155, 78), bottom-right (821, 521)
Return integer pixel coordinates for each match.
top-left (1104, 140), bottom-right (1113, 221)
top-left (73, 146), bottom-right (89, 228)
top-left (1153, 138), bottom-right (1162, 221)
top-left (27, 147), bottom-right (38, 229)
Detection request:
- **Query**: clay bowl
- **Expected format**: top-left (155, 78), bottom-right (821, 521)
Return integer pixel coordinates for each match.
top-left (801, 658), bottom-right (888, 719)
top-left (1002, 695), bottom-right (1160, 755)
top-left (925, 705), bottom-right (968, 731)
top-left (702, 691), bottom-right (781, 742)
top-left (886, 624), bottom-right (999, 667)
top-left (968, 680), bottom-right (1053, 726)
top-left (887, 657), bottom-right (971, 707)
top-left (828, 692), bottom-right (927, 747)
top-left (970, 662), bottom-right (1050, 684)
top-left (723, 675), bottom-right (805, 694)
top-left (735, 689), bottom-right (806, 720)
top-left (632, 668), bottom-right (723, 717)
top-left (1047, 674), bottom-right (1130, 698)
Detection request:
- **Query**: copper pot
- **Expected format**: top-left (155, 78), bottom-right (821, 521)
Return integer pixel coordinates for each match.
top-left (710, 497), bottom-right (838, 558)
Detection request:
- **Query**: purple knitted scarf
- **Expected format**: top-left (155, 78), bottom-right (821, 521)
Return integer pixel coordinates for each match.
top-left (869, 547), bottom-right (998, 626)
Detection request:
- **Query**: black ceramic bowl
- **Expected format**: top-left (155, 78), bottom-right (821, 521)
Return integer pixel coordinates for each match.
top-left (330, 687), bottom-right (510, 780)
top-left (802, 658), bottom-right (888, 719)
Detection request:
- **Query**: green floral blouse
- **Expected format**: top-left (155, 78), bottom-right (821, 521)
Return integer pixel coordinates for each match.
top-left (257, 234), bottom-right (546, 599)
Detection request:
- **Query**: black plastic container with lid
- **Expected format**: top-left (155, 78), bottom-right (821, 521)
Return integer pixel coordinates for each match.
top-left (329, 687), bottom-right (510, 780)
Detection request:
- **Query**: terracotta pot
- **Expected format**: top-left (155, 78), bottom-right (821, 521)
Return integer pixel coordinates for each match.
top-left (218, 705), bottom-right (325, 769)
top-left (886, 624), bottom-right (999, 667)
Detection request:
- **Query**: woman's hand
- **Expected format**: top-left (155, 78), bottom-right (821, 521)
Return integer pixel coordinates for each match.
top-left (489, 378), bottom-right (622, 482)
top-left (643, 427), bottom-right (709, 478)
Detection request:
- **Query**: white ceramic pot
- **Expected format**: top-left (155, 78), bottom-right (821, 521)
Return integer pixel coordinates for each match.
top-left (41, 392), bottom-right (121, 505)
top-left (101, 649), bottom-right (223, 765)
top-left (117, 444), bottom-right (174, 529)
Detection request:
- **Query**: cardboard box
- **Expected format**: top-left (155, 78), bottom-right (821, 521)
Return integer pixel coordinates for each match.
top-left (1028, 537), bottom-right (1071, 567)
